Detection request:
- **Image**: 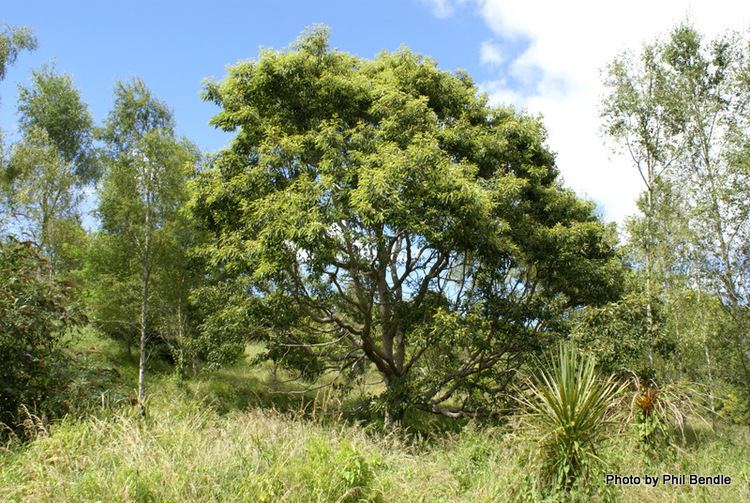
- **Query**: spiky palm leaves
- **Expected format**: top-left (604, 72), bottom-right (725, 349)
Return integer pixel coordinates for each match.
top-left (520, 343), bottom-right (626, 493)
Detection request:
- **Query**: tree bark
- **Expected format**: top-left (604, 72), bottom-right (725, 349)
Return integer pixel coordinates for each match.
top-left (645, 183), bottom-right (655, 370)
top-left (383, 373), bottom-right (407, 427)
top-left (137, 190), bottom-right (152, 414)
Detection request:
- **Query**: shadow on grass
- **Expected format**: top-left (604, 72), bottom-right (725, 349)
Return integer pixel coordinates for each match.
top-left (180, 365), bottom-right (468, 445)
top-left (65, 331), bottom-right (476, 444)
top-left (183, 366), bottom-right (318, 414)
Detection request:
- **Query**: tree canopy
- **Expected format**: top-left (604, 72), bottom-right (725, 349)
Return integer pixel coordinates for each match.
top-left (17, 67), bottom-right (96, 183)
top-left (194, 27), bottom-right (623, 420)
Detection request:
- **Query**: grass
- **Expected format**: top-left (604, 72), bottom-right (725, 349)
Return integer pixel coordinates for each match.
top-left (1, 330), bottom-right (748, 502)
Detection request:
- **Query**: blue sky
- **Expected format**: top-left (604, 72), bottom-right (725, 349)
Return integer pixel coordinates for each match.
top-left (1, 1), bottom-right (510, 153)
top-left (3, 1), bottom-right (750, 224)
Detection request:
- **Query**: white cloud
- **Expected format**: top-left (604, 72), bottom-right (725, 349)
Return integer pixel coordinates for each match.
top-left (479, 40), bottom-right (504, 66)
top-left (421, 0), bottom-right (465, 18)
top-left (439, 0), bottom-right (750, 224)
top-left (478, 80), bottom-right (521, 109)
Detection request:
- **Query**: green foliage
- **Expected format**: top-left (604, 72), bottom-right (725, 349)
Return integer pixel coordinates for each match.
top-left (519, 343), bottom-right (626, 495)
top-left (98, 77), bottom-right (175, 155)
top-left (0, 23), bottom-right (36, 82)
top-left (289, 437), bottom-right (380, 502)
top-left (2, 127), bottom-right (83, 266)
top-left (194, 26), bottom-right (622, 419)
top-left (17, 66), bottom-right (97, 182)
top-left (2, 66), bottom-right (92, 271)
top-left (88, 79), bottom-right (205, 373)
top-left (0, 239), bottom-right (85, 431)
top-left (571, 287), bottom-right (673, 379)
top-left (83, 233), bottom-right (141, 347)
top-left (188, 279), bottom-right (254, 368)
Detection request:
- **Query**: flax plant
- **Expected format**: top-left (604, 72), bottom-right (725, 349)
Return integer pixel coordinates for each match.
top-left (520, 343), bottom-right (627, 494)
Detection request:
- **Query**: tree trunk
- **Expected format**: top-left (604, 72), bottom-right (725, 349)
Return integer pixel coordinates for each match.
top-left (645, 180), bottom-right (655, 370)
top-left (383, 374), bottom-right (407, 427)
top-left (137, 198), bottom-right (152, 414)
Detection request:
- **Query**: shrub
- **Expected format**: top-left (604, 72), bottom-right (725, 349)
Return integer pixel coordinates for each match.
top-left (0, 239), bottom-right (85, 434)
top-left (628, 376), bottom-right (706, 452)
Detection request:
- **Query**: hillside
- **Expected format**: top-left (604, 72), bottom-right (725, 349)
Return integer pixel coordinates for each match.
top-left (1, 330), bottom-right (748, 503)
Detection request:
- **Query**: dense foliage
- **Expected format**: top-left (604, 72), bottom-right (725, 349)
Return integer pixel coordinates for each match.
top-left (194, 27), bottom-right (622, 420)
top-left (0, 239), bottom-right (85, 428)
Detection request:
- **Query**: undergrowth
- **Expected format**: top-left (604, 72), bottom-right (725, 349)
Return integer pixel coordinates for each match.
top-left (1, 331), bottom-right (748, 502)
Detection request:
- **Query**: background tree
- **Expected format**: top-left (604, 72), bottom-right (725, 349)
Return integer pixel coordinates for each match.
top-left (601, 23), bottom-right (750, 421)
top-left (0, 23), bottom-right (35, 232)
top-left (93, 78), bottom-right (198, 406)
top-left (660, 25), bottom-right (750, 415)
top-left (0, 23), bottom-right (36, 83)
top-left (1, 68), bottom-right (93, 270)
top-left (1, 128), bottom-right (81, 266)
top-left (601, 42), bottom-right (685, 371)
top-left (571, 282), bottom-right (663, 378)
top-left (17, 66), bottom-right (97, 183)
top-left (149, 188), bottom-right (211, 376)
top-left (195, 27), bottom-right (622, 422)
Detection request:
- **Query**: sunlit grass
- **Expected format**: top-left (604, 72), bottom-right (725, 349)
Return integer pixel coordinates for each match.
top-left (1, 332), bottom-right (748, 502)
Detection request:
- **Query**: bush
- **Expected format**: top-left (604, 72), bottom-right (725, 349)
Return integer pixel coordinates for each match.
top-left (290, 437), bottom-right (380, 502)
top-left (0, 239), bottom-right (85, 434)
top-left (628, 376), bottom-right (707, 453)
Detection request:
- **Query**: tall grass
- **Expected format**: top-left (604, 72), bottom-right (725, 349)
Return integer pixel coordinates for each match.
top-left (1, 333), bottom-right (748, 502)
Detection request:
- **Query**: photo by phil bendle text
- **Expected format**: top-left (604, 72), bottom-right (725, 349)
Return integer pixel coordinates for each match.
top-left (606, 474), bottom-right (732, 486)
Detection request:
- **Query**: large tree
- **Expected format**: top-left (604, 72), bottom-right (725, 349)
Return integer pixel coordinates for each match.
top-left (195, 27), bottom-right (622, 421)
